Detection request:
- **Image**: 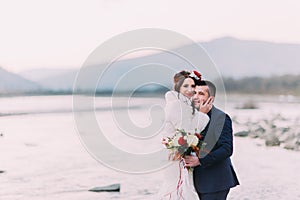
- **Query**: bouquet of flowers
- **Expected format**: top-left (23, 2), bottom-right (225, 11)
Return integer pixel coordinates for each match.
top-left (163, 128), bottom-right (206, 160)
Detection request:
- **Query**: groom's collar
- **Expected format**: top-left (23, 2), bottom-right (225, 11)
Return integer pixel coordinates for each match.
top-left (207, 105), bottom-right (215, 118)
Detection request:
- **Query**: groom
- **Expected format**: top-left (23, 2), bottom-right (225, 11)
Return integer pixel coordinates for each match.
top-left (184, 80), bottom-right (239, 200)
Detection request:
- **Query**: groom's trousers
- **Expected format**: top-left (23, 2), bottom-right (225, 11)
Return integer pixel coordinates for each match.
top-left (197, 189), bottom-right (230, 200)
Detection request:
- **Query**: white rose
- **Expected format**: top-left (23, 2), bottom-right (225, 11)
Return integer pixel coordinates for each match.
top-left (187, 134), bottom-right (199, 146)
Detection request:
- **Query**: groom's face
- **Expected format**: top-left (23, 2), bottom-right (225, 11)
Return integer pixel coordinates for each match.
top-left (193, 85), bottom-right (210, 109)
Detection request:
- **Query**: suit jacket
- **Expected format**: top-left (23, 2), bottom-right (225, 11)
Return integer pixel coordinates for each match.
top-left (193, 106), bottom-right (239, 193)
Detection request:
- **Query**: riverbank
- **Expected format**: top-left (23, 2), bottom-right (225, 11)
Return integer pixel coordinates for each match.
top-left (0, 95), bottom-right (299, 199)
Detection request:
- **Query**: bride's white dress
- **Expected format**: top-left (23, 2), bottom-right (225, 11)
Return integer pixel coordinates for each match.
top-left (158, 91), bottom-right (209, 200)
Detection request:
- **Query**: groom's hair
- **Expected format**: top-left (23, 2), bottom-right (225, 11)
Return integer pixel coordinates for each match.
top-left (196, 80), bottom-right (216, 97)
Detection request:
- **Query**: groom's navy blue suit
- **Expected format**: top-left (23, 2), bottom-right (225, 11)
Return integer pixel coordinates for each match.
top-left (193, 106), bottom-right (239, 199)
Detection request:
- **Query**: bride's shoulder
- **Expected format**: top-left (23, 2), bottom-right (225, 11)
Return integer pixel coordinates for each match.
top-left (164, 91), bottom-right (181, 111)
top-left (165, 90), bottom-right (178, 102)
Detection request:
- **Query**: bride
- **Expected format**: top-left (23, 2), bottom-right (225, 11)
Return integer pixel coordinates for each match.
top-left (158, 70), bottom-right (210, 199)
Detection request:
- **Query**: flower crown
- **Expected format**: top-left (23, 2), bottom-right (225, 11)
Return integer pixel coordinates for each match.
top-left (189, 70), bottom-right (202, 80)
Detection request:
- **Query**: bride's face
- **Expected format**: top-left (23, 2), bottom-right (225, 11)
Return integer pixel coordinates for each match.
top-left (179, 78), bottom-right (195, 98)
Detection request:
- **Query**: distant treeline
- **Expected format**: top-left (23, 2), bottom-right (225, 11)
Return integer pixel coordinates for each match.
top-left (2, 75), bottom-right (300, 97)
top-left (221, 75), bottom-right (300, 95)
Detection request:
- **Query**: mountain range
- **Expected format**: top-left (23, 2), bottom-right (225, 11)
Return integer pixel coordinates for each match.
top-left (0, 67), bottom-right (41, 94)
top-left (1, 37), bottom-right (300, 94)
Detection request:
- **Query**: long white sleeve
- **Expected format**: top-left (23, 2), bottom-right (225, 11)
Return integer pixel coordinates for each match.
top-left (161, 91), bottom-right (209, 138)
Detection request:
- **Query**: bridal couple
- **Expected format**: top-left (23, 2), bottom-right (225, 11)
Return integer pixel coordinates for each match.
top-left (159, 70), bottom-right (239, 200)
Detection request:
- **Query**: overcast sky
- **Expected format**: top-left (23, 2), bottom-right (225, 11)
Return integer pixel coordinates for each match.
top-left (1, 0), bottom-right (300, 73)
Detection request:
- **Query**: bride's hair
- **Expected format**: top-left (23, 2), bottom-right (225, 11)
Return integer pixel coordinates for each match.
top-left (173, 70), bottom-right (191, 91)
top-left (173, 70), bottom-right (191, 84)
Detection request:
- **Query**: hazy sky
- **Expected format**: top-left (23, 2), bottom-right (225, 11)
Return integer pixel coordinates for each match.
top-left (1, 0), bottom-right (300, 73)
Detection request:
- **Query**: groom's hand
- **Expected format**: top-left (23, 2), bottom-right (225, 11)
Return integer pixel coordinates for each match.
top-left (183, 155), bottom-right (201, 167)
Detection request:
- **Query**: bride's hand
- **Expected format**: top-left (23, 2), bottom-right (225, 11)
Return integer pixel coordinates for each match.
top-left (199, 97), bottom-right (214, 114)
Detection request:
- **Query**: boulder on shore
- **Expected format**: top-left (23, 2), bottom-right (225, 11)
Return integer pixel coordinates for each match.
top-left (89, 184), bottom-right (120, 192)
top-left (234, 131), bottom-right (249, 137)
top-left (283, 141), bottom-right (299, 151)
top-left (265, 134), bottom-right (280, 146)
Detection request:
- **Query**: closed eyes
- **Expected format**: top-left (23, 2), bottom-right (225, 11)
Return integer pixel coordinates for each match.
top-left (195, 91), bottom-right (204, 95)
top-left (183, 84), bottom-right (195, 88)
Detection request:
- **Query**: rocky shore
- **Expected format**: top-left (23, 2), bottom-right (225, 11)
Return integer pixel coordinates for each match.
top-left (232, 112), bottom-right (300, 151)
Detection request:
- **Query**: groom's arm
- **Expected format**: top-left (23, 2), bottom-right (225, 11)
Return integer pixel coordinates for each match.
top-left (198, 114), bottom-right (233, 168)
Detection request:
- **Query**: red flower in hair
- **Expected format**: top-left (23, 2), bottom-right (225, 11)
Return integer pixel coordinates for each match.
top-left (193, 70), bottom-right (202, 79)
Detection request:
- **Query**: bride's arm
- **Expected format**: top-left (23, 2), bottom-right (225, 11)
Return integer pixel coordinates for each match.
top-left (160, 101), bottom-right (181, 138)
top-left (194, 110), bottom-right (210, 132)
